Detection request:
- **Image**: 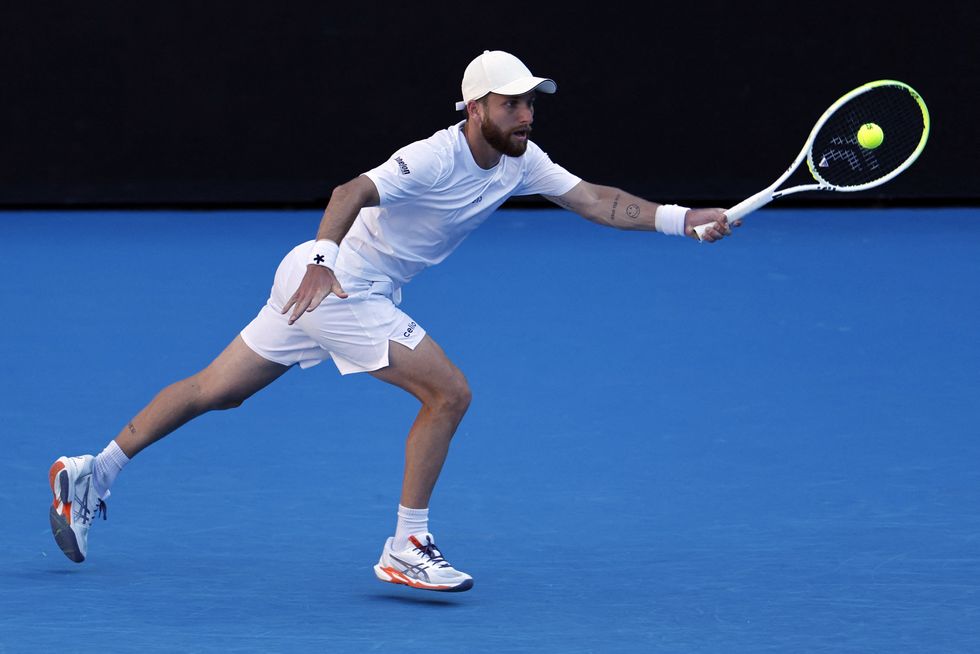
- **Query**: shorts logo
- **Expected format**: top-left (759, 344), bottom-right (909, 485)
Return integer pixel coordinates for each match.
top-left (403, 321), bottom-right (417, 338)
top-left (472, 195), bottom-right (483, 204)
top-left (395, 156), bottom-right (411, 175)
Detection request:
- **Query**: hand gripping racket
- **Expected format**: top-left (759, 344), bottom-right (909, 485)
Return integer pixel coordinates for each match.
top-left (694, 80), bottom-right (930, 241)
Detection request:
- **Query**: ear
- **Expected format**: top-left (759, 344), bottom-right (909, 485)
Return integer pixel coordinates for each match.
top-left (466, 99), bottom-right (483, 122)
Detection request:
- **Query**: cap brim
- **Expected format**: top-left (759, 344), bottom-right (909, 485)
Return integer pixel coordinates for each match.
top-left (492, 77), bottom-right (557, 97)
top-left (455, 77), bottom-right (557, 111)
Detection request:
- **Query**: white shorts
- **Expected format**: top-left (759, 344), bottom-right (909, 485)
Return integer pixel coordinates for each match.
top-left (240, 241), bottom-right (426, 375)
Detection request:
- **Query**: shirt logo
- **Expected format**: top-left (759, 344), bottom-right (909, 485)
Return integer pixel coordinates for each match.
top-left (472, 195), bottom-right (483, 204)
top-left (395, 156), bottom-right (411, 175)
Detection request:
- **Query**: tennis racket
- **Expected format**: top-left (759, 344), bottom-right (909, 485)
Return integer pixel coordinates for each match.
top-left (694, 79), bottom-right (930, 241)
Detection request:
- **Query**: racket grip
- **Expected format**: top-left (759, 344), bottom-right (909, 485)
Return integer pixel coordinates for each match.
top-left (693, 188), bottom-right (775, 241)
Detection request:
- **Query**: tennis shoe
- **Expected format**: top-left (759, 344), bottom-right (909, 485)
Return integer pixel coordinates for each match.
top-left (373, 532), bottom-right (473, 592)
top-left (48, 455), bottom-right (107, 563)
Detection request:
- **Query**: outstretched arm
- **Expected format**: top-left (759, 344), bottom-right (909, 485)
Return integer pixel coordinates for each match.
top-left (281, 174), bottom-right (380, 324)
top-left (544, 181), bottom-right (735, 242)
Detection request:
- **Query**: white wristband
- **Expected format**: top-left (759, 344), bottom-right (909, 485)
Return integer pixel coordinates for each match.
top-left (655, 204), bottom-right (689, 236)
top-left (308, 239), bottom-right (339, 269)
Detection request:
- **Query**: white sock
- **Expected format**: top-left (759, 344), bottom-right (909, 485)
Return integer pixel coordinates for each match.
top-left (92, 440), bottom-right (130, 499)
top-left (393, 504), bottom-right (429, 551)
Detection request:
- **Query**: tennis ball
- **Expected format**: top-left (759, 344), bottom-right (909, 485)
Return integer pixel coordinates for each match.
top-left (858, 122), bottom-right (884, 149)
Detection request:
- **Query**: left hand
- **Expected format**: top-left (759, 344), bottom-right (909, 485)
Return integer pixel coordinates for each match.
top-left (685, 208), bottom-right (741, 242)
top-left (282, 265), bottom-right (348, 325)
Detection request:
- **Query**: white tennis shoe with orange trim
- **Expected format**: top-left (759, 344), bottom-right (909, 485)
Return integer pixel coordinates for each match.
top-left (48, 455), bottom-right (107, 563)
top-left (373, 533), bottom-right (473, 592)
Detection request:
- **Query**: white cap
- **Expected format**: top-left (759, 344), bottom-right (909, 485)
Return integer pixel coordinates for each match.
top-left (455, 50), bottom-right (557, 111)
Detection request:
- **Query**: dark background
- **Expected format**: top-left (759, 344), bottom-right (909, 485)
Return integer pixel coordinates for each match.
top-left (2, 1), bottom-right (976, 208)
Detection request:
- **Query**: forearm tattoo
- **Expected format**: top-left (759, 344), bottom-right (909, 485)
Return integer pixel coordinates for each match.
top-left (609, 193), bottom-right (621, 222)
top-left (626, 203), bottom-right (640, 221)
top-left (127, 422), bottom-right (136, 434)
top-left (550, 195), bottom-right (574, 210)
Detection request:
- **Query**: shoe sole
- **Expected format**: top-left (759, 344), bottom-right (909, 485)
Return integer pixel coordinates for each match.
top-left (48, 459), bottom-right (84, 563)
top-left (373, 564), bottom-right (473, 592)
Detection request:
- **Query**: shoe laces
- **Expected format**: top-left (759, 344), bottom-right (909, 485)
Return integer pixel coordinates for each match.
top-left (77, 496), bottom-right (108, 526)
top-left (413, 536), bottom-right (450, 568)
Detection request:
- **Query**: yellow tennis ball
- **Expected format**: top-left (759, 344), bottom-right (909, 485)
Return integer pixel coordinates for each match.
top-left (858, 122), bottom-right (884, 149)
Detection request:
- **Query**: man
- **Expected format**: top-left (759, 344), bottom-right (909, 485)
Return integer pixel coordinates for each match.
top-left (48, 50), bottom-right (734, 593)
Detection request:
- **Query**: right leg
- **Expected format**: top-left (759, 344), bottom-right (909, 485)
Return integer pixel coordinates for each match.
top-left (369, 336), bottom-right (472, 510)
top-left (114, 334), bottom-right (289, 457)
top-left (369, 336), bottom-right (475, 592)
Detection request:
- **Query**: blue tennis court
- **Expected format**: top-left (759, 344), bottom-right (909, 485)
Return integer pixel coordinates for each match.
top-left (2, 207), bottom-right (979, 652)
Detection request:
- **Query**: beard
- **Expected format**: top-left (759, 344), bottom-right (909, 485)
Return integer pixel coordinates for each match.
top-left (480, 114), bottom-right (530, 157)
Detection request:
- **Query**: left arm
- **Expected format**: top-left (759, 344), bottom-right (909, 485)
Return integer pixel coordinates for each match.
top-left (545, 181), bottom-right (734, 242)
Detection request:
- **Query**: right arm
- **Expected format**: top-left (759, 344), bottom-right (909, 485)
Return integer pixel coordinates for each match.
top-left (547, 181), bottom-right (732, 241)
top-left (282, 174), bottom-right (380, 324)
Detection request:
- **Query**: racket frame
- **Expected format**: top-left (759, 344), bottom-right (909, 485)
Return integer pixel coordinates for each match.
top-left (694, 79), bottom-right (930, 239)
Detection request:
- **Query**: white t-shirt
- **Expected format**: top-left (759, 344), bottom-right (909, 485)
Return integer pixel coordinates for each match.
top-left (335, 120), bottom-right (581, 287)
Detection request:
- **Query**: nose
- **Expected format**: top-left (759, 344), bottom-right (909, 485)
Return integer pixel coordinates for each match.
top-left (519, 102), bottom-right (534, 124)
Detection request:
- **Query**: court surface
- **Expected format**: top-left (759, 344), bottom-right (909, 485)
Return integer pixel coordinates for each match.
top-left (2, 207), bottom-right (978, 653)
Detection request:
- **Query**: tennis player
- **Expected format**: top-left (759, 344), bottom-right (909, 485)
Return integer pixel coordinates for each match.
top-left (48, 50), bottom-right (735, 592)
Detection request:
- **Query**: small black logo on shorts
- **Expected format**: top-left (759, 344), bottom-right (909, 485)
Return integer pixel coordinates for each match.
top-left (314, 254), bottom-right (325, 264)
top-left (395, 156), bottom-right (411, 175)
top-left (403, 321), bottom-right (417, 338)
top-left (472, 195), bottom-right (483, 204)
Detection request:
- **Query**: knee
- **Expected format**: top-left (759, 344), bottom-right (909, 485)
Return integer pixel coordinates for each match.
top-left (185, 373), bottom-right (248, 412)
top-left (210, 393), bottom-right (246, 411)
top-left (431, 372), bottom-right (472, 419)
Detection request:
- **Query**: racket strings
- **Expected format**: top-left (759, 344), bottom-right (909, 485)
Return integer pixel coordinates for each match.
top-left (809, 85), bottom-right (926, 189)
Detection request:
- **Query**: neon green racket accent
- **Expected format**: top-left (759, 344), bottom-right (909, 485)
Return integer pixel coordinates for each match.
top-left (694, 79), bottom-right (931, 240)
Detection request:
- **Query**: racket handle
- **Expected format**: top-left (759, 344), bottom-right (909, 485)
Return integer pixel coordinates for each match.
top-left (693, 187), bottom-right (775, 241)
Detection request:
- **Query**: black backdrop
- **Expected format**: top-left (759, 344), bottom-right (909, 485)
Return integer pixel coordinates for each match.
top-left (3, 1), bottom-right (977, 207)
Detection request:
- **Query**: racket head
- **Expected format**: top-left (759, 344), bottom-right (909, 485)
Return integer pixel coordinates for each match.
top-left (805, 80), bottom-right (930, 191)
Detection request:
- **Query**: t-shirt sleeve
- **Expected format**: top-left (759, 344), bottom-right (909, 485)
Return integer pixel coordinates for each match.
top-left (514, 142), bottom-right (582, 197)
top-left (363, 139), bottom-right (446, 206)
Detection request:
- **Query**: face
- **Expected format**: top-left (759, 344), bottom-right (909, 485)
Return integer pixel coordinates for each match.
top-left (478, 92), bottom-right (536, 157)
